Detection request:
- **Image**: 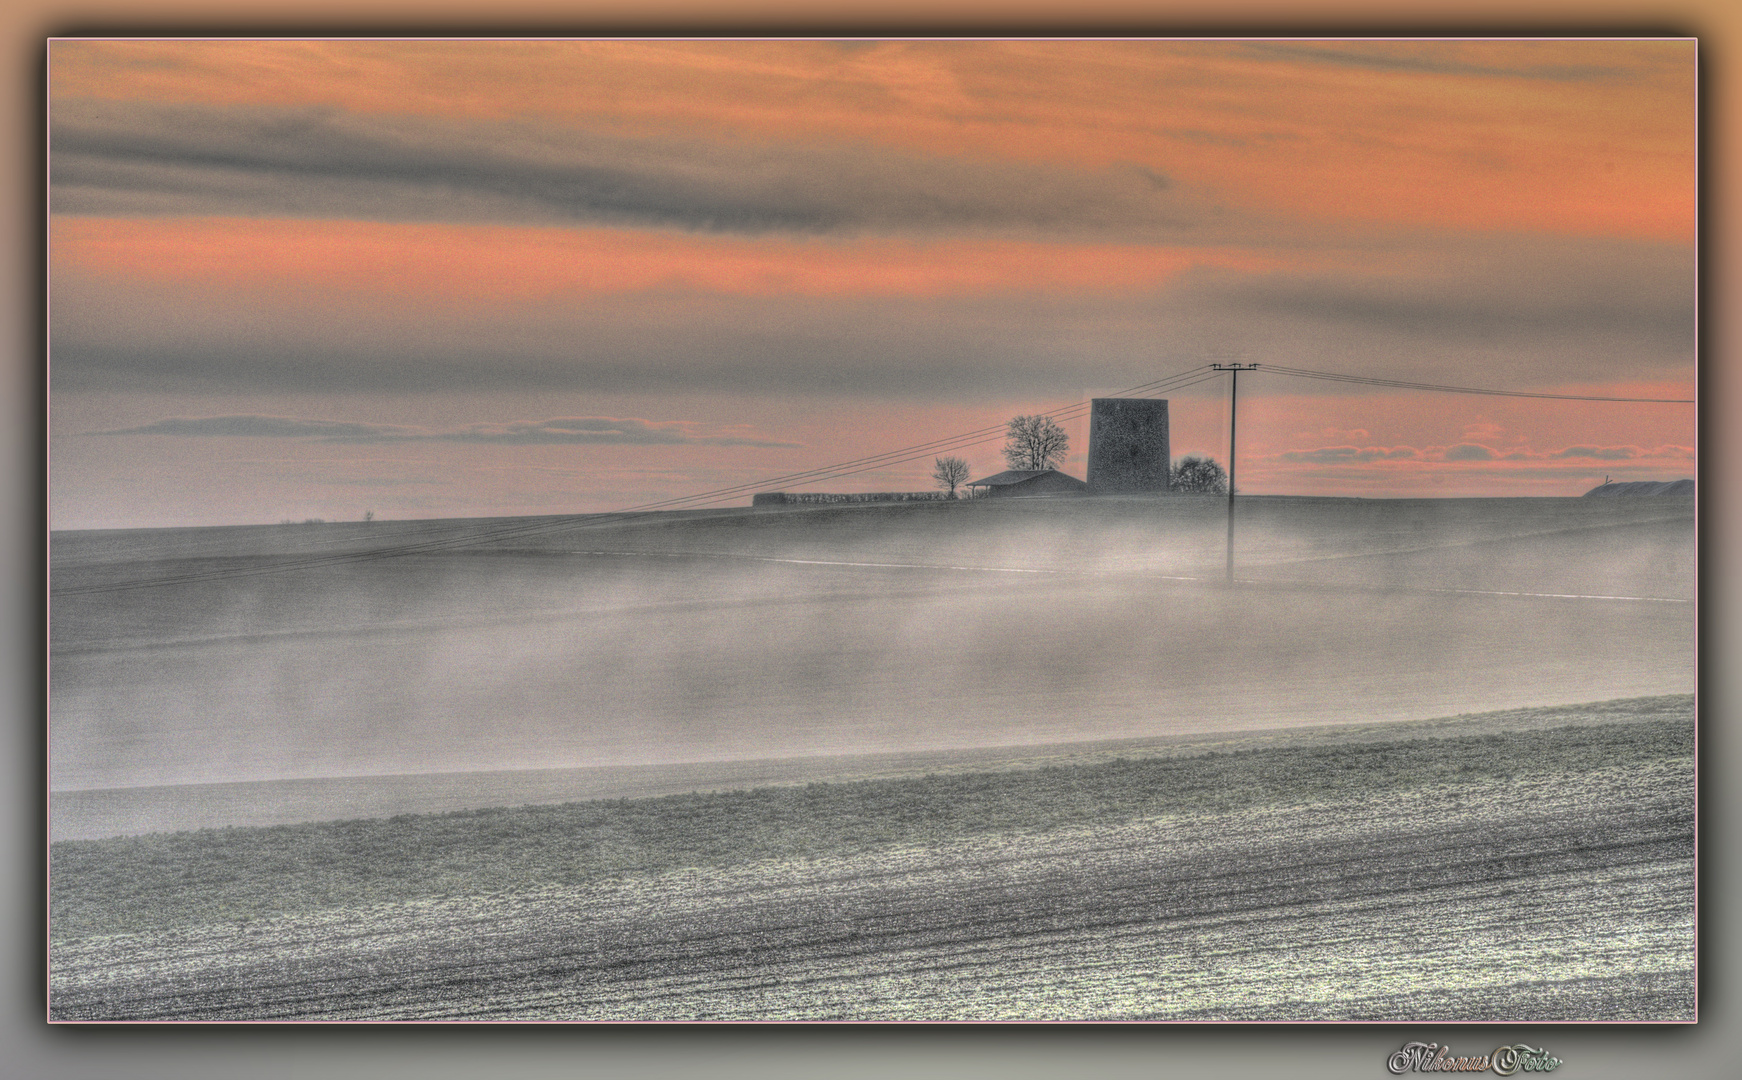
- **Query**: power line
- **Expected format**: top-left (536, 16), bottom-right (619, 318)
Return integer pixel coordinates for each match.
top-left (608, 366), bottom-right (1222, 513)
top-left (59, 360), bottom-right (1685, 596)
top-left (1211, 363), bottom-right (1259, 583)
top-left (55, 365), bottom-right (1224, 595)
top-left (1199, 361), bottom-right (1688, 584)
top-left (1261, 364), bottom-right (1693, 403)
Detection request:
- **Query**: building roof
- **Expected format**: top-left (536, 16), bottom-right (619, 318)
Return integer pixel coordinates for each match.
top-left (968, 469), bottom-right (1081, 487)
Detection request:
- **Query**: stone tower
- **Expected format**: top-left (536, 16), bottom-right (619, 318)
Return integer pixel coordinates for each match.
top-left (1086, 398), bottom-right (1171, 492)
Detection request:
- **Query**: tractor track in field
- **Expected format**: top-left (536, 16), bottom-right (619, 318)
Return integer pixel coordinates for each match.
top-left (50, 740), bottom-right (1694, 1021)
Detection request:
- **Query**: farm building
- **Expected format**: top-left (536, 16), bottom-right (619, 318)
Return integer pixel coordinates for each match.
top-left (966, 469), bottom-right (1092, 497)
top-left (1087, 398), bottom-right (1170, 493)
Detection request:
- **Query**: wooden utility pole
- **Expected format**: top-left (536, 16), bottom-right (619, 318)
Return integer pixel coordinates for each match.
top-left (1211, 363), bottom-right (1260, 583)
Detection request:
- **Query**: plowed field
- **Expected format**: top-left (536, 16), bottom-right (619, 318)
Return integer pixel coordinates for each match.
top-left (50, 703), bottom-right (1694, 1021)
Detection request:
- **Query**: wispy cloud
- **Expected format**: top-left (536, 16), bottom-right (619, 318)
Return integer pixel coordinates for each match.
top-left (1202, 238), bottom-right (1694, 349)
top-left (438, 417), bottom-right (799, 447)
top-left (91, 414), bottom-right (801, 447)
top-left (1275, 445), bottom-right (1419, 464)
top-left (50, 231), bottom-right (1696, 398)
top-left (50, 99), bottom-right (1207, 239)
top-left (1548, 444), bottom-right (1694, 461)
top-left (1443, 443), bottom-right (1496, 461)
top-left (1237, 42), bottom-right (1635, 82)
top-left (1270, 442), bottom-right (1694, 466)
top-left (90, 415), bottom-right (415, 440)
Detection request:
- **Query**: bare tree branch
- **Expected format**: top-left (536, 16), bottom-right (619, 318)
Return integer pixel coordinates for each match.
top-left (932, 456), bottom-right (970, 497)
top-left (1002, 415), bottom-right (1069, 471)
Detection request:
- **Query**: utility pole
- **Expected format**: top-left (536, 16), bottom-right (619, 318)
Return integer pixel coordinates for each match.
top-left (1210, 363), bottom-right (1260, 583)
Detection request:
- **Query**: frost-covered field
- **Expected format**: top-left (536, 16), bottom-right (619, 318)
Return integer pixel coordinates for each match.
top-left (49, 700), bottom-right (1694, 1021)
top-left (50, 496), bottom-right (1695, 796)
top-left (49, 499), bottom-right (1695, 1020)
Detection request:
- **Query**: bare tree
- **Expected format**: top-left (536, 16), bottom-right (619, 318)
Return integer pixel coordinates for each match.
top-left (1170, 455), bottom-right (1228, 494)
top-left (1002, 415), bottom-right (1069, 471)
top-left (932, 456), bottom-right (970, 498)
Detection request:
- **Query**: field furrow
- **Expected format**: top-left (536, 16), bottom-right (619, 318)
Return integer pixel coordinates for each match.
top-left (50, 719), bottom-right (1694, 1021)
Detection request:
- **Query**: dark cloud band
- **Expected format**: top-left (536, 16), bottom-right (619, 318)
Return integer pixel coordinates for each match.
top-left (51, 99), bottom-right (1196, 238)
top-left (49, 257), bottom-right (1694, 399)
top-left (90, 414), bottom-right (800, 448)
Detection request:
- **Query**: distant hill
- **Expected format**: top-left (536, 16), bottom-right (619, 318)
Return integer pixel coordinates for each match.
top-left (1582, 479), bottom-right (1694, 497)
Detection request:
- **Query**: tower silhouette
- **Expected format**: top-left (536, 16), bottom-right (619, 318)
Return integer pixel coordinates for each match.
top-left (1086, 398), bottom-right (1171, 492)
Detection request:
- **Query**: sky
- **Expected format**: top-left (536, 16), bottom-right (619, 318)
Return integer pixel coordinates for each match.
top-left (47, 38), bottom-right (1696, 530)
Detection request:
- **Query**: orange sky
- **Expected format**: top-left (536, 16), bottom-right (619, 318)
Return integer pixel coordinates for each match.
top-left (50, 39), bottom-right (1693, 240)
top-left (52, 217), bottom-right (1292, 301)
top-left (47, 38), bottom-right (1697, 527)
